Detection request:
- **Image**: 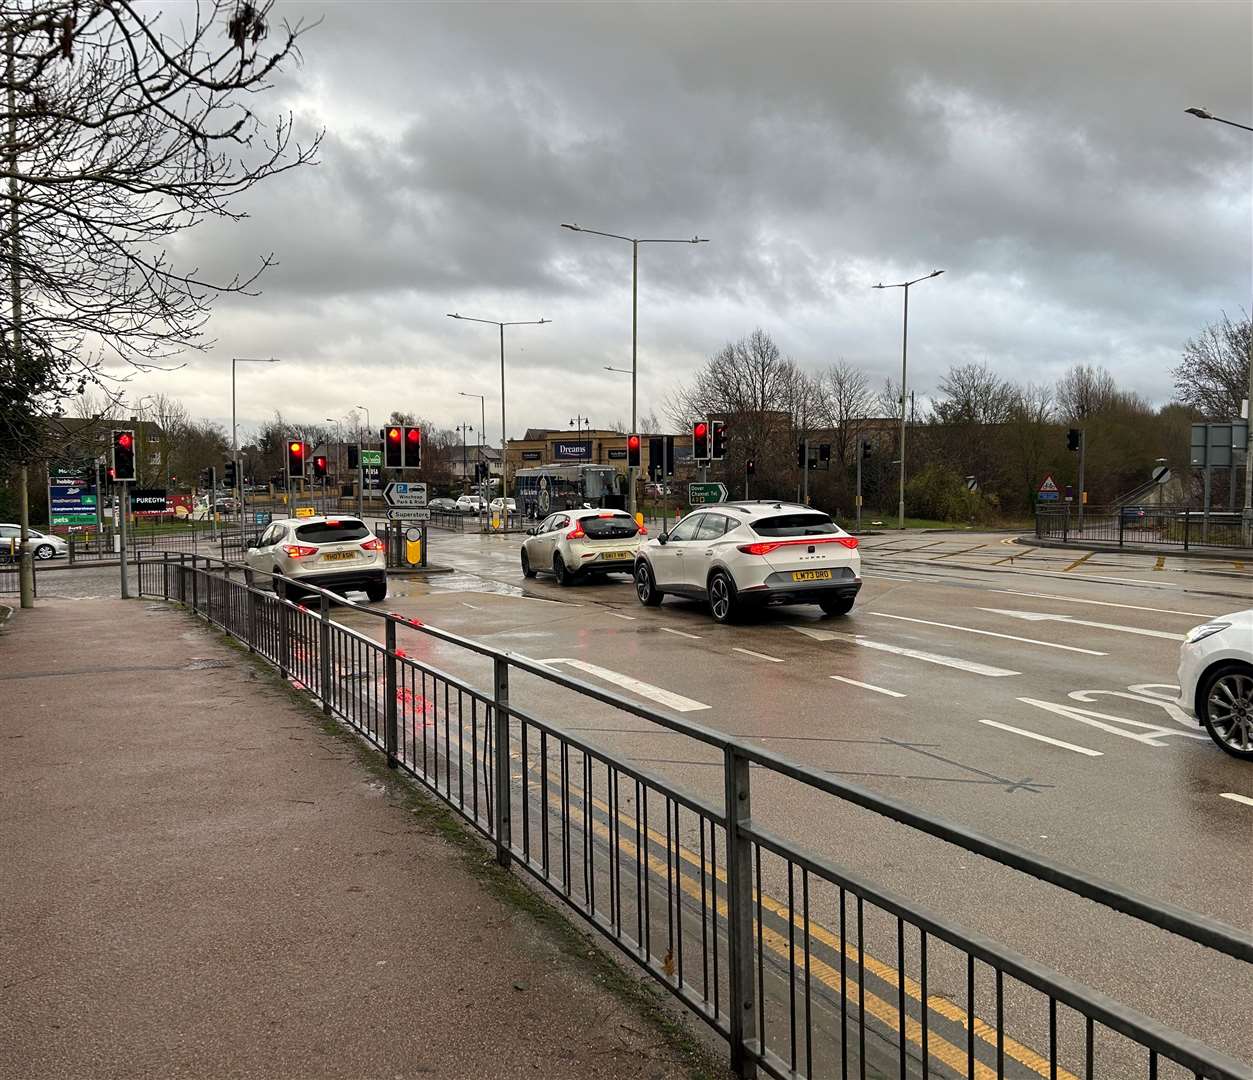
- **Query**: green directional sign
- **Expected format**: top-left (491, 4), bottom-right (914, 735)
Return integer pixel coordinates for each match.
top-left (360, 449), bottom-right (382, 467)
top-left (688, 482), bottom-right (728, 506)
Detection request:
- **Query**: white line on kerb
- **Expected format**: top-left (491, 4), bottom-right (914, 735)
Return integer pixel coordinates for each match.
top-left (1219, 792), bottom-right (1253, 808)
top-left (978, 718), bottom-right (1103, 756)
top-left (869, 612), bottom-right (1108, 656)
top-left (538, 658), bottom-right (710, 712)
top-left (660, 626), bottom-right (702, 640)
top-left (830, 675), bottom-right (905, 698)
top-left (733, 647), bottom-right (784, 663)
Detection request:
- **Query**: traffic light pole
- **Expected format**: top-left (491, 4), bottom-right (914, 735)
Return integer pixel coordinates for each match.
top-left (802, 438), bottom-right (810, 506)
top-left (856, 443), bottom-right (863, 530)
top-left (1077, 429), bottom-right (1087, 529)
top-left (118, 482), bottom-right (129, 599)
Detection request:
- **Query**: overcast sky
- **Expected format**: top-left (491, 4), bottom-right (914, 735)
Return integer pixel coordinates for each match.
top-left (127, 0), bottom-right (1252, 443)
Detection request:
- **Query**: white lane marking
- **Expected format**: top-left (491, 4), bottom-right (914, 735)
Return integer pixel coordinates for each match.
top-left (991, 589), bottom-right (1212, 619)
top-left (830, 675), bottom-right (905, 698)
top-left (1017, 698), bottom-right (1208, 745)
top-left (979, 718), bottom-right (1103, 756)
top-left (733, 647), bottom-right (784, 663)
top-left (785, 624), bottom-right (1020, 676)
top-left (1219, 792), bottom-right (1253, 807)
top-left (660, 626), bottom-right (702, 640)
top-left (868, 612), bottom-right (1107, 656)
top-left (979, 608), bottom-right (1186, 641)
top-left (607, 612), bottom-right (636, 621)
top-left (538, 658), bottom-right (710, 712)
top-left (461, 602), bottom-right (482, 610)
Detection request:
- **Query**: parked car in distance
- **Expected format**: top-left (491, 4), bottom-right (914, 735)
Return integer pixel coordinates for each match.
top-left (489, 497), bottom-right (517, 517)
top-left (455, 495), bottom-right (484, 514)
top-left (0, 523), bottom-right (68, 560)
top-left (1178, 610), bottom-right (1253, 760)
top-left (244, 516), bottom-right (387, 601)
top-left (428, 497), bottom-right (459, 513)
top-left (521, 508), bottom-right (645, 584)
top-left (1120, 505), bottom-right (1147, 523)
top-left (633, 502), bottom-right (861, 623)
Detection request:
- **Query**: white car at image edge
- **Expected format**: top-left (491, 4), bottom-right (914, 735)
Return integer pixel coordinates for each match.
top-left (0, 524), bottom-right (68, 560)
top-left (1178, 609), bottom-right (1253, 760)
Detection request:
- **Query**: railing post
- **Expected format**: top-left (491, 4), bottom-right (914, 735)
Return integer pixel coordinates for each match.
top-left (493, 656), bottom-right (512, 867)
top-left (243, 568), bottom-right (257, 654)
top-left (190, 555), bottom-right (199, 615)
top-left (723, 746), bottom-right (757, 1078)
top-left (1184, 508), bottom-right (1190, 552)
top-left (278, 596), bottom-right (291, 679)
top-left (162, 553), bottom-right (170, 600)
top-left (1118, 509), bottom-right (1125, 548)
top-left (1063, 509), bottom-right (1069, 543)
top-left (68, 535), bottom-right (75, 566)
top-left (384, 619), bottom-right (398, 768)
top-left (319, 591), bottom-right (332, 717)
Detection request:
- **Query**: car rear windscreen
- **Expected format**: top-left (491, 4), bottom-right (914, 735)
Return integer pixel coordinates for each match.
top-left (751, 513), bottom-right (836, 537)
top-left (295, 520), bottom-right (370, 543)
top-left (581, 514), bottom-right (639, 540)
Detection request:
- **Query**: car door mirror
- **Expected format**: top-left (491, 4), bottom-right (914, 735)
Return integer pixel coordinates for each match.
top-left (246, 547), bottom-right (258, 556)
top-left (658, 532), bottom-right (668, 545)
top-left (526, 527), bottom-right (536, 536)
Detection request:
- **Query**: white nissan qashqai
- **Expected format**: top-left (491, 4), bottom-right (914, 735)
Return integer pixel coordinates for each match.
top-left (633, 502), bottom-right (861, 623)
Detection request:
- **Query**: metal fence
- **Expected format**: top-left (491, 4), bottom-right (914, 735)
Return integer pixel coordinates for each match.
top-left (1035, 506), bottom-right (1249, 551)
top-left (134, 550), bottom-right (1251, 1080)
top-left (0, 558), bottom-right (36, 597)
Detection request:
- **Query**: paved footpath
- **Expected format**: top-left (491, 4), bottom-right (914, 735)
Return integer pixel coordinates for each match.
top-left (0, 597), bottom-right (720, 1080)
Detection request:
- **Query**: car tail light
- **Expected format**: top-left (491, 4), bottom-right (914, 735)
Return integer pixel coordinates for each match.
top-left (736, 536), bottom-right (858, 555)
top-left (282, 544), bottom-right (318, 558)
top-left (360, 538), bottom-right (385, 552)
top-left (567, 523), bottom-right (585, 539)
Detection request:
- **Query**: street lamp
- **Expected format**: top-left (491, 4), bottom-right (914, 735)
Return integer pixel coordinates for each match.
top-left (561, 222), bottom-right (708, 518)
top-left (458, 391), bottom-right (487, 489)
top-left (569, 415), bottom-right (592, 463)
top-left (872, 270), bottom-right (944, 530)
top-left (1186, 105), bottom-right (1253, 534)
top-left (232, 356), bottom-right (280, 538)
top-left (355, 404), bottom-right (371, 441)
top-left (447, 314), bottom-right (550, 499)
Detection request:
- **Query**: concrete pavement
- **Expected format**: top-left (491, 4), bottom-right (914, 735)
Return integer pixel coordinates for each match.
top-left (0, 597), bottom-right (724, 1080)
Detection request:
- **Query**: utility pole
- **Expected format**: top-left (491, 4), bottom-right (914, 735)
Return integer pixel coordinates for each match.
top-left (802, 438), bottom-right (810, 505)
top-left (856, 441), bottom-right (864, 531)
top-left (1077, 429), bottom-right (1087, 529)
top-left (8, 33), bottom-right (33, 608)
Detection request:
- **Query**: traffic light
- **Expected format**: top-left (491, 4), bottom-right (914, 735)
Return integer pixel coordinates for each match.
top-left (346, 445), bottom-right (359, 469)
top-left (1067, 428), bottom-right (1081, 452)
top-left (403, 426), bottom-right (422, 469)
top-left (111, 429), bottom-right (136, 481)
top-left (797, 443), bottom-right (805, 468)
top-left (312, 455), bottom-right (328, 479)
top-left (199, 467), bottom-right (212, 490)
top-left (384, 426), bottom-right (403, 468)
top-left (710, 420), bottom-right (727, 460)
top-left (286, 439), bottom-right (306, 479)
top-left (818, 443), bottom-right (831, 465)
top-left (862, 440), bottom-right (873, 461)
top-left (224, 460), bottom-right (237, 489)
top-left (746, 458), bottom-right (756, 476)
top-left (692, 420), bottom-right (710, 461)
top-left (627, 433), bottom-right (641, 468)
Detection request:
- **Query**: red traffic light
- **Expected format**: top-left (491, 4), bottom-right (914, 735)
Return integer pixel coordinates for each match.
top-left (407, 428), bottom-right (420, 443)
top-left (315, 456), bottom-right (326, 468)
top-left (627, 435), bottom-right (640, 450)
top-left (694, 422), bottom-right (707, 437)
top-left (117, 432), bottom-right (133, 449)
top-left (388, 427), bottom-right (401, 441)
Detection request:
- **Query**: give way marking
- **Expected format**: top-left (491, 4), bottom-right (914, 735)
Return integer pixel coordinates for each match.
top-left (538, 657), bottom-right (710, 713)
top-left (787, 625), bottom-right (1020, 677)
top-left (979, 608), bottom-right (1186, 641)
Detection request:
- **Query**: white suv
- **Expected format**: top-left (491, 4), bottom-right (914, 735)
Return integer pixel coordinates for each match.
top-left (521, 508), bottom-right (645, 584)
top-left (245, 516), bottom-right (387, 601)
top-left (633, 502), bottom-right (861, 622)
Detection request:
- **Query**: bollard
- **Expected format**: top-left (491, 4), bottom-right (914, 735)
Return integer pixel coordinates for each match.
top-left (384, 619), bottom-right (398, 768)
top-left (723, 745), bottom-right (757, 1078)
top-left (493, 656), bottom-right (511, 867)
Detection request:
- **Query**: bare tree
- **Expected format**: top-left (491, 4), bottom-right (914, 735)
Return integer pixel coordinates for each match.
top-left (1055, 364), bottom-right (1118, 421)
top-left (817, 360), bottom-right (871, 467)
top-left (1172, 311), bottom-right (1251, 419)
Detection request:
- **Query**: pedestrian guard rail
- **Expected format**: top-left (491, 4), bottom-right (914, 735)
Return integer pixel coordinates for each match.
top-left (1036, 505), bottom-right (1248, 551)
top-left (134, 549), bottom-right (1251, 1080)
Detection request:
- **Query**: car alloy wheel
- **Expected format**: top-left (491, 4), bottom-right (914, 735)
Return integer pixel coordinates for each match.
top-left (35, 544), bottom-right (55, 560)
top-left (635, 561), bottom-right (662, 606)
top-left (709, 571), bottom-right (735, 623)
top-left (521, 550), bottom-right (536, 579)
top-left (553, 553), bottom-right (572, 586)
top-left (1204, 667), bottom-right (1253, 758)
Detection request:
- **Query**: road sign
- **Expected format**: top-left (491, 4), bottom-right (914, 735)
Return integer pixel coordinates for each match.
top-left (1037, 473), bottom-right (1059, 495)
top-left (386, 508), bottom-right (431, 521)
top-left (383, 481), bottom-right (428, 508)
top-left (360, 449), bottom-right (381, 467)
top-left (294, 506), bottom-right (316, 518)
top-left (688, 482), bottom-right (728, 506)
top-left (254, 511), bottom-right (272, 526)
top-left (1151, 464), bottom-right (1171, 485)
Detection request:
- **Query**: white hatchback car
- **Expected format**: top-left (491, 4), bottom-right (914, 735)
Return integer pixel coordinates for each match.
top-left (1178, 610), bottom-right (1253, 760)
top-left (633, 502), bottom-right (861, 623)
top-left (456, 495), bottom-right (484, 515)
top-left (0, 524), bottom-right (68, 560)
top-left (244, 516), bottom-right (387, 601)
top-left (521, 508), bottom-right (645, 585)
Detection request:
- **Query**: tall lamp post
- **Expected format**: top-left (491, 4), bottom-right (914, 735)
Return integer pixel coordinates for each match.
top-left (569, 415), bottom-right (592, 464)
top-left (325, 417), bottom-right (343, 513)
top-left (872, 271), bottom-right (944, 529)
top-left (447, 314), bottom-right (550, 501)
top-left (561, 222), bottom-right (708, 519)
top-left (232, 356), bottom-right (281, 540)
top-left (1186, 107), bottom-right (1253, 535)
top-left (458, 391), bottom-right (487, 489)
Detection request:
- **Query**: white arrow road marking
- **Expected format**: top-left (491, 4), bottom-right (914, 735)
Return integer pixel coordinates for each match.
top-left (980, 608), bottom-right (1186, 641)
top-left (538, 658), bottom-right (710, 712)
top-left (990, 590), bottom-right (1212, 619)
top-left (1017, 698), bottom-right (1207, 746)
top-left (830, 676), bottom-right (905, 698)
top-left (869, 612), bottom-right (1107, 656)
top-left (978, 719), bottom-right (1103, 756)
top-left (785, 625), bottom-right (1020, 677)
top-left (1067, 690), bottom-right (1202, 731)
top-left (1219, 792), bottom-right (1253, 808)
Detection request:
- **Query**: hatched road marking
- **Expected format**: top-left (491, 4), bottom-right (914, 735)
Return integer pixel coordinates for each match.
top-left (991, 590), bottom-right (1212, 619)
top-left (979, 718), bottom-right (1103, 756)
top-left (978, 608), bottom-right (1186, 641)
top-left (786, 625), bottom-right (1021, 677)
top-left (869, 612), bottom-right (1108, 656)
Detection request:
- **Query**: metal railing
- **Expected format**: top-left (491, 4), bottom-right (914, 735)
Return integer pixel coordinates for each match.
top-left (134, 550), bottom-right (1251, 1080)
top-left (1036, 505), bottom-right (1249, 551)
top-left (0, 554), bottom-right (36, 597)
